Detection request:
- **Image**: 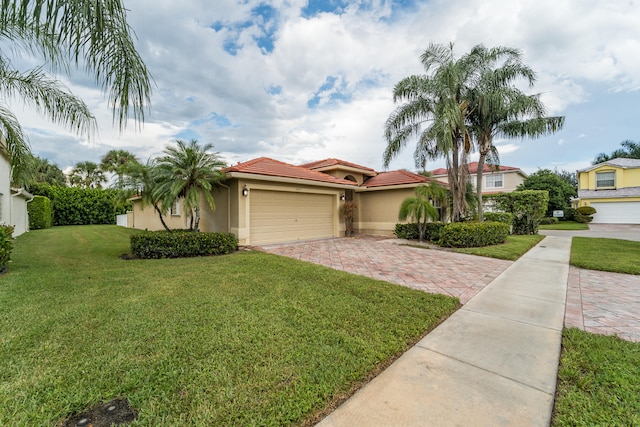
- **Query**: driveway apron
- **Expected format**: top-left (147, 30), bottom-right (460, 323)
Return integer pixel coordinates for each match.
top-left (259, 237), bottom-right (512, 304)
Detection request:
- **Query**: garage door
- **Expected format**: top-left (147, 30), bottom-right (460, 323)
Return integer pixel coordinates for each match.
top-left (590, 202), bottom-right (640, 224)
top-left (250, 190), bottom-right (336, 245)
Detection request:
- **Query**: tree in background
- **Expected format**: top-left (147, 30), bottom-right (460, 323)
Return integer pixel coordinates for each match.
top-left (593, 140), bottom-right (640, 164)
top-left (153, 140), bottom-right (227, 231)
top-left (101, 149), bottom-right (139, 189)
top-left (468, 45), bottom-right (564, 221)
top-left (0, 0), bottom-right (152, 184)
top-left (68, 161), bottom-right (106, 189)
top-left (517, 169), bottom-right (576, 216)
top-left (18, 156), bottom-right (67, 191)
top-left (122, 159), bottom-right (171, 231)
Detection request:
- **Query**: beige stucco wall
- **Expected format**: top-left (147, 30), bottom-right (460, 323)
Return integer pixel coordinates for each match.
top-left (355, 187), bottom-right (420, 236)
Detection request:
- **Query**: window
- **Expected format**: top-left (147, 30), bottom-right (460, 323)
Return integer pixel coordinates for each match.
top-left (170, 199), bottom-right (180, 216)
top-left (485, 173), bottom-right (503, 189)
top-left (596, 171), bottom-right (615, 188)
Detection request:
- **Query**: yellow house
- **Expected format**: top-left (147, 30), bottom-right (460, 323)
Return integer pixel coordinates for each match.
top-left (127, 157), bottom-right (446, 245)
top-left (574, 158), bottom-right (640, 224)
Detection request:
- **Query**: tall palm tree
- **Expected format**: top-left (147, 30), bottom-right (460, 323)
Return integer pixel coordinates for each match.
top-left (101, 149), bottom-right (139, 189)
top-left (68, 161), bottom-right (106, 189)
top-left (0, 0), bottom-right (152, 182)
top-left (153, 139), bottom-right (227, 231)
top-left (384, 43), bottom-right (478, 222)
top-left (468, 45), bottom-right (564, 221)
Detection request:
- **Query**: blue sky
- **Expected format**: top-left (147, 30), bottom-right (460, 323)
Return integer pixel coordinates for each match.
top-left (10, 0), bottom-right (640, 176)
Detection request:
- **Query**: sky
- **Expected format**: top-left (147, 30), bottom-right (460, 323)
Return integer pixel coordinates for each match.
top-left (7, 0), bottom-right (640, 176)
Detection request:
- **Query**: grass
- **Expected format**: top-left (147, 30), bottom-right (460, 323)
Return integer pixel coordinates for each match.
top-left (552, 329), bottom-right (640, 426)
top-left (539, 221), bottom-right (589, 230)
top-left (452, 234), bottom-right (545, 260)
top-left (0, 225), bottom-right (458, 426)
top-left (570, 236), bottom-right (640, 275)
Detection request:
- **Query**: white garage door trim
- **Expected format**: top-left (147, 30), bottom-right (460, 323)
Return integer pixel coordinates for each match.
top-left (590, 201), bottom-right (640, 224)
top-left (249, 190), bottom-right (336, 245)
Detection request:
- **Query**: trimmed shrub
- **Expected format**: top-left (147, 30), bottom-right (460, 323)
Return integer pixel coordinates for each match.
top-left (494, 190), bottom-right (549, 235)
top-left (28, 195), bottom-right (53, 229)
top-left (574, 205), bottom-right (597, 223)
top-left (483, 211), bottom-right (513, 224)
top-left (439, 221), bottom-right (510, 248)
top-left (394, 223), bottom-right (419, 240)
top-left (394, 222), bottom-right (444, 242)
top-left (539, 216), bottom-right (559, 225)
top-left (0, 225), bottom-right (15, 272)
top-left (130, 230), bottom-right (238, 259)
top-left (562, 207), bottom-right (575, 221)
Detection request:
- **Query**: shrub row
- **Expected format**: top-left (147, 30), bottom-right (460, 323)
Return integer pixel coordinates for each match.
top-left (0, 225), bottom-right (15, 272)
top-left (538, 216), bottom-right (559, 225)
top-left (483, 211), bottom-right (513, 224)
top-left (439, 221), bottom-right (510, 248)
top-left (130, 230), bottom-right (238, 259)
top-left (393, 222), bottom-right (444, 242)
top-left (28, 195), bottom-right (53, 230)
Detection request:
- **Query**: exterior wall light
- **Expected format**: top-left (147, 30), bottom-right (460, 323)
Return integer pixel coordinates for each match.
top-left (242, 185), bottom-right (249, 197)
top-left (340, 193), bottom-right (345, 201)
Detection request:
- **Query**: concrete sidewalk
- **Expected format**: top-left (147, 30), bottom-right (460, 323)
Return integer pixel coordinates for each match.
top-left (317, 235), bottom-right (571, 427)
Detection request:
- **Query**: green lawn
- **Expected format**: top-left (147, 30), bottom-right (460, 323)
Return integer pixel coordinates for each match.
top-left (539, 221), bottom-right (589, 230)
top-left (453, 234), bottom-right (545, 260)
top-left (0, 226), bottom-right (458, 426)
top-left (570, 237), bottom-right (640, 275)
top-left (552, 329), bottom-right (640, 426)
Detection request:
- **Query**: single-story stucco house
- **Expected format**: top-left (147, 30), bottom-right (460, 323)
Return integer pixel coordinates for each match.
top-left (573, 157), bottom-right (640, 224)
top-left (0, 146), bottom-right (33, 237)
top-left (128, 157), bottom-right (446, 245)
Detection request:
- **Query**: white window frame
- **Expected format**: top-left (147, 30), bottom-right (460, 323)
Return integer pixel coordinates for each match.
top-left (170, 199), bottom-right (180, 216)
top-left (595, 171), bottom-right (615, 189)
top-left (485, 173), bottom-right (504, 189)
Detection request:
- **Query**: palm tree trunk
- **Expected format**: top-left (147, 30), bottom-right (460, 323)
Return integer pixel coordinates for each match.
top-left (153, 203), bottom-right (171, 231)
top-left (193, 206), bottom-right (200, 232)
top-left (476, 152), bottom-right (486, 222)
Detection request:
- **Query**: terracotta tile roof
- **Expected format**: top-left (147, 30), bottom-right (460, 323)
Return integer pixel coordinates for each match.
top-left (225, 157), bottom-right (358, 186)
top-left (431, 162), bottom-right (521, 175)
top-left (299, 158), bottom-right (376, 173)
top-left (363, 170), bottom-right (433, 188)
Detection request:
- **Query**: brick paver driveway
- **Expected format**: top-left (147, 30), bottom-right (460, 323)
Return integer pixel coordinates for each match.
top-left (258, 236), bottom-right (512, 304)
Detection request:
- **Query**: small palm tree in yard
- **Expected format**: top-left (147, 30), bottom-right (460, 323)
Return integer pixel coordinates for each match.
top-left (399, 183), bottom-right (444, 241)
top-left (153, 139), bottom-right (226, 231)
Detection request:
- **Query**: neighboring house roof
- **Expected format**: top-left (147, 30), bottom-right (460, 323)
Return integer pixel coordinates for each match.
top-left (225, 157), bottom-right (358, 186)
top-left (431, 162), bottom-right (522, 176)
top-left (300, 158), bottom-right (377, 176)
top-left (578, 157), bottom-right (640, 172)
top-left (578, 187), bottom-right (640, 199)
top-left (362, 170), bottom-right (431, 188)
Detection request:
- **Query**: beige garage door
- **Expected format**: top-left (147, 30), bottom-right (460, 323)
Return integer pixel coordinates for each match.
top-left (250, 190), bottom-right (336, 245)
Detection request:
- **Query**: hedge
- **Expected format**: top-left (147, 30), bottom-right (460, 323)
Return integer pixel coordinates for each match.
top-left (439, 221), bottom-right (510, 248)
top-left (0, 225), bottom-right (15, 272)
top-left (493, 190), bottom-right (549, 235)
top-left (483, 211), bottom-right (513, 224)
top-left (28, 195), bottom-right (53, 229)
top-left (394, 222), bottom-right (444, 242)
top-left (130, 230), bottom-right (238, 259)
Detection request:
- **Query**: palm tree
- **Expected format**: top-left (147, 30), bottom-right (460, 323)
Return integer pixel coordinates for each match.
top-left (68, 161), bottom-right (106, 189)
top-left (384, 43), bottom-right (478, 222)
top-left (398, 183), bottom-right (442, 241)
top-left (153, 139), bottom-right (227, 231)
top-left (122, 158), bottom-right (171, 231)
top-left (468, 45), bottom-right (564, 221)
top-left (101, 149), bottom-right (139, 189)
top-left (0, 0), bottom-right (152, 182)
top-left (593, 140), bottom-right (640, 164)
